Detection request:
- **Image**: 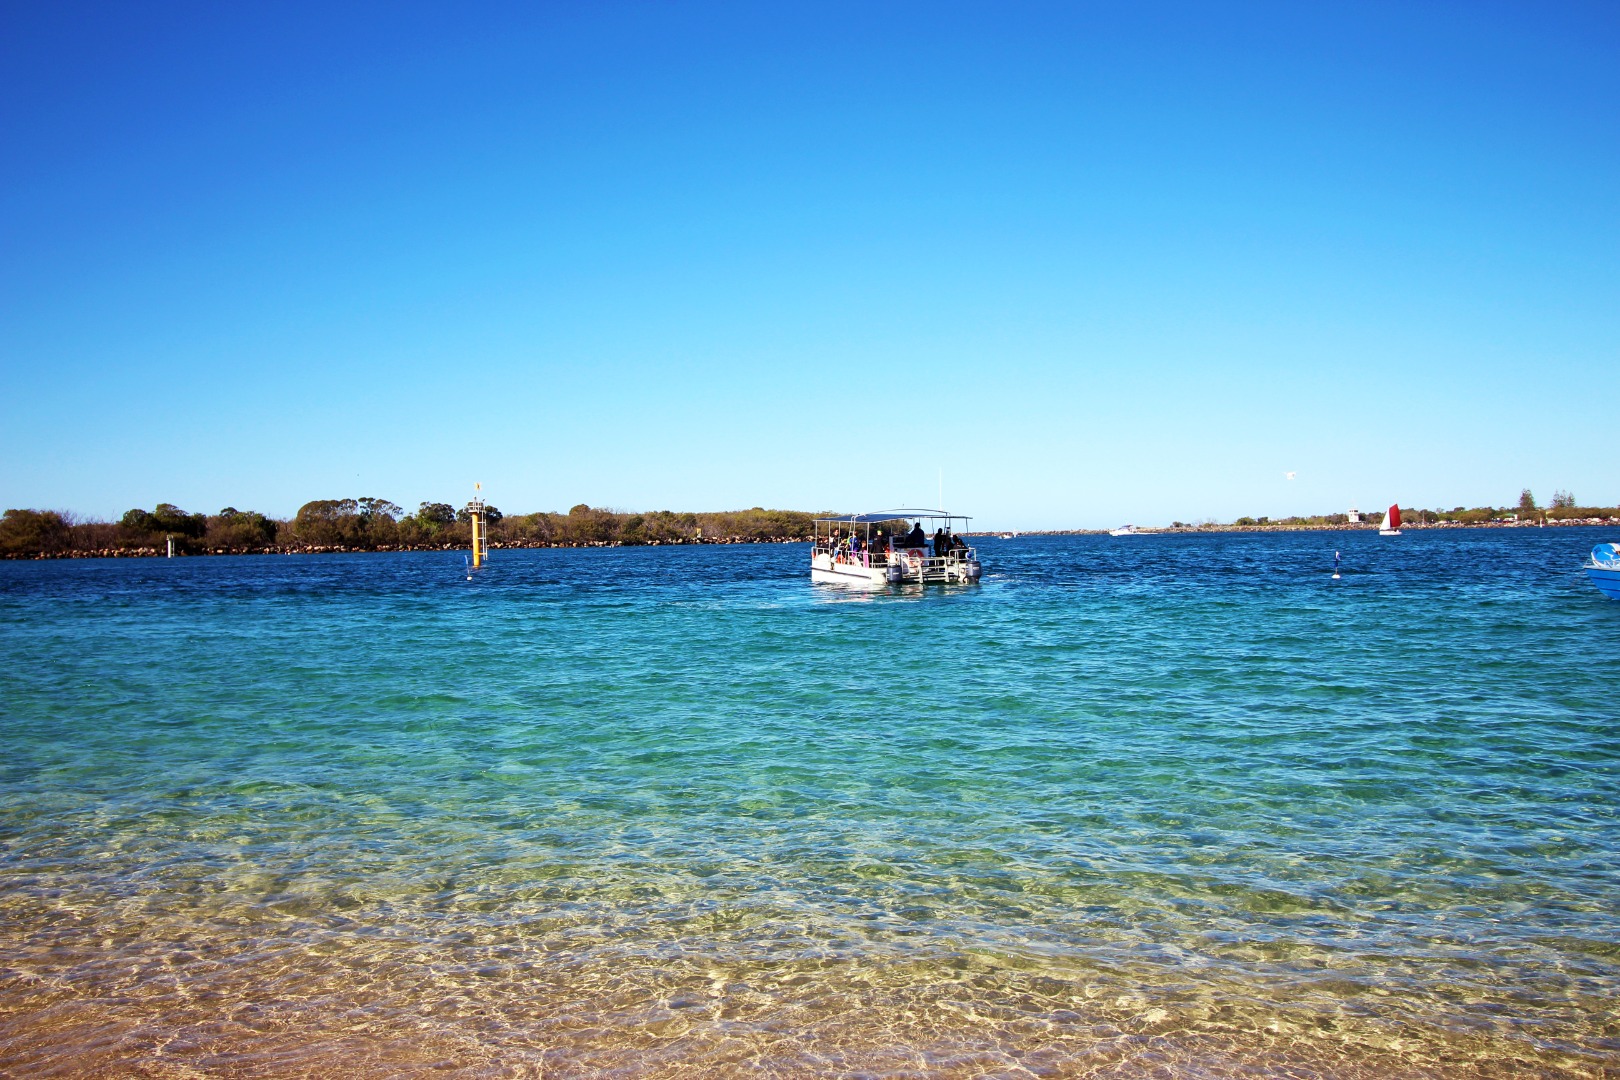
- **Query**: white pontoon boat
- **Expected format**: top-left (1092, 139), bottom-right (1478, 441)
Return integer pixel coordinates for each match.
top-left (811, 509), bottom-right (982, 586)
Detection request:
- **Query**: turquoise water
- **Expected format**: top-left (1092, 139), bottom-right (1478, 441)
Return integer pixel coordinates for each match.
top-left (1, 530), bottom-right (1616, 1077)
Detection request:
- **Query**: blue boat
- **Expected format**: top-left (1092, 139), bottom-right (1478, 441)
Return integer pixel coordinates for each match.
top-left (1586, 543), bottom-right (1620, 599)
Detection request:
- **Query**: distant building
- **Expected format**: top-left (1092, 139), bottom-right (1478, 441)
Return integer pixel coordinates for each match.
top-left (1347, 508), bottom-right (1361, 523)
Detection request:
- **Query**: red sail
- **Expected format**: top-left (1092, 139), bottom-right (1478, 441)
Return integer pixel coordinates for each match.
top-left (1387, 504), bottom-right (1401, 530)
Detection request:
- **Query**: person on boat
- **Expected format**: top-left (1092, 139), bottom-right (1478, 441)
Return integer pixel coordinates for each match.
top-left (932, 528), bottom-right (946, 556)
top-left (907, 522), bottom-right (926, 548)
top-left (875, 527), bottom-right (893, 559)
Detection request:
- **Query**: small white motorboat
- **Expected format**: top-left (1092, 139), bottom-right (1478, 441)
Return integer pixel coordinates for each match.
top-left (1109, 525), bottom-right (1140, 537)
top-left (1585, 543), bottom-right (1620, 599)
top-left (811, 509), bottom-right (982, 586)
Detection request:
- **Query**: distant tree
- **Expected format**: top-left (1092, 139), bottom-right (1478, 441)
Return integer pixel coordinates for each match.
top-left (1519, 489), bottom-right (1537, 511)
top-left (293, 499), bottom-right (361, 546)
top-left (120, 508), bottom-right (157, 532)
top-left (417, 502), bottom-right (456, 527)
top-left (207, 508), bottom-right (279, 548)
top-left (296, 499), bottom-right (357, 522)
top-left (563, 504), bottom-right (619, 544)
top-left (639, 510), bottom-right (685, 543)
top-left (0, 509), bottom-right (71, 554)
top-left (150, 503), bottom-right (207, 537)
top-left (694, 507), bottom-right (815, 541)
top-left (1551, 489), bottom-right (1575, 509)
top-left (118, 504), bottom-right (204, 541)
top-left (289, 498), bottom-right (405, 547)
top-left (495, 512), bottom-right (552, 544)
top-left (455, 503), bottom-right (502, 524)
top-left (358, 498), bottom-right (403, 522)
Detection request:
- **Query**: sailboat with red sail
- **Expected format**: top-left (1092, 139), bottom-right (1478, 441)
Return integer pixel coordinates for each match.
top-left (1379, 503), bottom-right (1402, 536)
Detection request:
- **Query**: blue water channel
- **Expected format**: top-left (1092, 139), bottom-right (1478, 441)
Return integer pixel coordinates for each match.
top-left (0, 529), bottom-right (1615, 1077)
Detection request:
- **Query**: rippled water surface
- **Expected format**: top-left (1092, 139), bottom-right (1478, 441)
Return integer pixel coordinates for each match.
top-left (1, 530), bottom-right (1617, 1078)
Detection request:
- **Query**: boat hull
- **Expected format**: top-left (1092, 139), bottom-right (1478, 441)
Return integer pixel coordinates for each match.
top-left (810, 556), bottom-right (891, 588)
top-left (1587, 566), bottom-right (1620, 600)
top-left (810, 550), bottom-right (980, 587)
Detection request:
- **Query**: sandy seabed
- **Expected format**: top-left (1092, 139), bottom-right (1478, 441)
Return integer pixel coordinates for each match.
top-left (1, 899), bottom-right (1612, 1079)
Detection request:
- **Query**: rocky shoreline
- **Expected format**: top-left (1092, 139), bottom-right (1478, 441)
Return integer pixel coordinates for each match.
top-left (970, 518), bottom-right (1616, 537)
top-left (7, 519), bottom-right (1616, 560)
top-left (1, 535), bottom-right (814, 560)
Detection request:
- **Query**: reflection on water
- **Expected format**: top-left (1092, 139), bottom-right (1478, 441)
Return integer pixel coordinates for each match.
top-left (0, 532), bottom-right (1616, 1076)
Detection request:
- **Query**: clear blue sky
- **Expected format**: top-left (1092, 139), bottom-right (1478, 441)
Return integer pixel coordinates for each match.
top-left (3, 1), bottom-right (1615, 529)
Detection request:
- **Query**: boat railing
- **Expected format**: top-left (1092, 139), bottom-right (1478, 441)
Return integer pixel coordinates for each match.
top-left (815, 540), bottom-right (978, 573)
top-left (816, 543), bottom-right (893, 568)
top-left (893, 546), bottom-right (976, 568)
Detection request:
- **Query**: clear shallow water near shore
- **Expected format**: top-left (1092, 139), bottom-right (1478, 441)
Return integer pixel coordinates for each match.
top-left (1, 530), bottom-right (1616, 1078)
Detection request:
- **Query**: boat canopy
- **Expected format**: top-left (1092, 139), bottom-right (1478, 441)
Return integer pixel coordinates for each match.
top-left (814, 509), bottom-right (972, 525)
top-left (1592, 543), bottom-right (1620, 568)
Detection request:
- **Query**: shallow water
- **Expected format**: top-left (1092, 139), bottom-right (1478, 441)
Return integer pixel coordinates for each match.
top-left (1, 529), bottom-right (1616, 1078)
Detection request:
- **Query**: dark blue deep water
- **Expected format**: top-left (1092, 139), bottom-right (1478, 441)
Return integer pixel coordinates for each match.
top-left (1, 529), bottom-right (1616, 1077)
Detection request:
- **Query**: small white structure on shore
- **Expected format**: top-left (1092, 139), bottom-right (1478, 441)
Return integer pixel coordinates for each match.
top-left (1347, 508), bottom-right (1361, 524)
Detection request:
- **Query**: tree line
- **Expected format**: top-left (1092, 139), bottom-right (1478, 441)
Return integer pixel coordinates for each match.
top-left (1211, 489), bottom-right (1614, 530)
top-left (5, 488), bottom-right (1614, 557)
top-left (0, 499), bottom-right (820, 557)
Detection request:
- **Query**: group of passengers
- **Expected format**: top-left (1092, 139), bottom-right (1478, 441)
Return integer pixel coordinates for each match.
top-left (922, 524), bottom-right (969, 556)
top-left (821, 528), bottom-right (860, 562)
top-left (823, 522), bottom-right (967, 561)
